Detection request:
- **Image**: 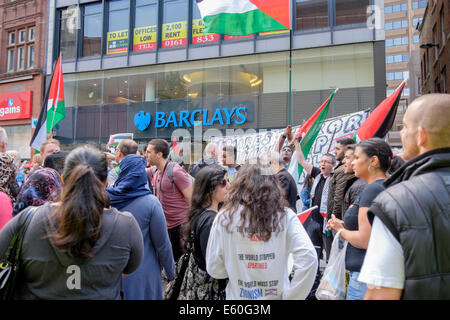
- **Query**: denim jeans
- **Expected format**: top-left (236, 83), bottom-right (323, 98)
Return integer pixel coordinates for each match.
top-left (346, 271), bottom-right (367, 300)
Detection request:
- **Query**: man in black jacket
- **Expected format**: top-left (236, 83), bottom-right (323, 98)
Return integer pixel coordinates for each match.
top-left (266, 151), bottom-right (298, 212)
top-left (359, 93), bottom-right (450, 300)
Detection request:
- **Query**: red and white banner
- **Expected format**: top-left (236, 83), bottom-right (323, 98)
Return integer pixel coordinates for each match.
top-left (0, 91), bottom-right (32, 120)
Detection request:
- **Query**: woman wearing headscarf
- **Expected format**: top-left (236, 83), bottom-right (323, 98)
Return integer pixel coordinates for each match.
top-left (13, 168), bottom-right (63, 216)
top-left (0, 153), bottom-right (17, 229)
top-left (107, 154), bottom-right (175, 300)
top-left (0, 146), bottom-right (144, 299)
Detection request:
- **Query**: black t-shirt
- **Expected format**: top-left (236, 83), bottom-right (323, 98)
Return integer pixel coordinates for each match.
top-left (359, 179), bottom-right (385, 225)
top-left (310, 167), bottom-right (325, 224)
top-left (277, 168), bottom-right (299, 212)
top-left (192, 209), bottom-right (217, 271)
top-left (343, 179), bottom-right (386, 272)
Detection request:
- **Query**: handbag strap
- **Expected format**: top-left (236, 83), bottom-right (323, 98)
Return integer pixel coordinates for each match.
top-left (3, 207), bottom-right (37, 262)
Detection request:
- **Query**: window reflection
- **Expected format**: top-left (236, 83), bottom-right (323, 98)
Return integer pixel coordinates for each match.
top-left (134, 0), bottom-right (158, 51)
top-left (296, 0), bottom-right (329, 31)
top-left (107, 0), bottom-right (129, 54)
top-left (335, 0), bottom-right (369, 27)
top-left (162, 0), bottom-right (188, 48)
top-left (60, 7), bottom-right (78, 60)
top-left (82, 3), bottom-right (102, 57)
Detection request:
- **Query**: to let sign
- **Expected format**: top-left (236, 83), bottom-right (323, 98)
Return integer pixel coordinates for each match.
top-left (0, 91), bottom-right (32, 120)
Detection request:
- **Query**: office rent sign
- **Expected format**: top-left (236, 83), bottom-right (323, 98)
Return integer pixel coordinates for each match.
top-left (192, 19), bottom-right (218, 44)
top-left (133, 26), bottom-right (157, 51)
top-left (162, 21), bottom-right (187, 48)
top-left (107, 29), bottom-right (129, 54)
top-left (0, 91), bottom-right (32, 120)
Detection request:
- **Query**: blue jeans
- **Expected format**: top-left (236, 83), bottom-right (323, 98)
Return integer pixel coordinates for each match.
top-left (346, 271), bottom-right (367, 300)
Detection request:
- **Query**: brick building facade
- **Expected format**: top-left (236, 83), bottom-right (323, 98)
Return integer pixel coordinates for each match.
top-left (419, 0), bottom-right (449, 94)
top-left (0, 0), bottom-right (48, 158)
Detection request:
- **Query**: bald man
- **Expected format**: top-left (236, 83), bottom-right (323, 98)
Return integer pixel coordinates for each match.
top-left (358, 94), bottom-right (450, 300)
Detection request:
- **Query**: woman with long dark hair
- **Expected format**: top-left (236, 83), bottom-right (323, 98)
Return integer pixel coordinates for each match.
top-left (175, 165), bottom-right (229, 300)
top-left (327, 138), bottom-right (392, 300)
top-left (206, 161), bottom-right (318, 300)
top-left (0, 146), bottom-right (144, 299)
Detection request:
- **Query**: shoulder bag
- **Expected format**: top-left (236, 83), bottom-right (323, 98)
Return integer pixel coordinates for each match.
top-left (0, 207), bottom-right (36, 300)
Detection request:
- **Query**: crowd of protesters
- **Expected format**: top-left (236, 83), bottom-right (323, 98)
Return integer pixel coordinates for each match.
top-left (0, 93), bottom-right (448, 300)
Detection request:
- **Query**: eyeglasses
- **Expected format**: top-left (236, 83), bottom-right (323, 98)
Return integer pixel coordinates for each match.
top-left (320, 160), bottom-right (333, 165)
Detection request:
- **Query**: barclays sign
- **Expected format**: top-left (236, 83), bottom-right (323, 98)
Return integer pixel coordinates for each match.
top-left (134, 106), bottom-right (247, 131)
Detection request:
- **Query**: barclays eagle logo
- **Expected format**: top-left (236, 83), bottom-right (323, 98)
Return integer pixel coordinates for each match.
top-left (134, 111), bottom-right (151, 131)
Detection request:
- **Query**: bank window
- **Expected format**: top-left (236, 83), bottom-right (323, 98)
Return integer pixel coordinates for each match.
top-left (7, 49), bottom-right (14, 72)
top-left (82, 2), bottom-right (103, 57)
top-left (192, 1), bottom-right (218, 44)
top-left (162, 0), bottom-right (188, 48)
top-left (335, 0), bottom-right (369, 27)
top-left (60, 7), bottom-right (78, 60)
top-left (296, 0), bottom-right (329, 31)
top-left (133, 0), bottom-right (158, 52)
top-left (28, 45), bottom-right (35, 68)
top-left (8, 32), bottom-right (15, 45)
top-left (107, 0), bottom-right (129, 55)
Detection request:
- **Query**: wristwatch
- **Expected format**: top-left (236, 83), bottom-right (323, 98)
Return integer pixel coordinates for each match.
top-left (281, 135), bottom-right (287, 139)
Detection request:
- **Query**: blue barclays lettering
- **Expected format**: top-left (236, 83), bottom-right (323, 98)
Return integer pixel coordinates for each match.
top-left (165, 111), bottom-right (178, 128)
top-left (210, 108), bottom-right (224, 125)
top-left (191, 109), bottom-right (202, 126)
top-left (203, 109), bottom-right (213, 126)
top-left (155, 112), bottom-right (166, 128)
top-left (179, 110), bottom-right (191, 127)
top-left (134, 107), bottom-right (248, 131)
top-left (235, 107), bottom-right (247, 125)
top-left (223, 107), bottom-right (236, 125)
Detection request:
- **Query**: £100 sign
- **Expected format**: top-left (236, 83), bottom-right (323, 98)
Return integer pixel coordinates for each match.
top-left (0, 91), bottom-right (32, 120)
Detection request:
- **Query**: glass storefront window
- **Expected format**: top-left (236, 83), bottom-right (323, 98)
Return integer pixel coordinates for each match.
top-left (58, 43), bottom-right (376, 144)
top-left (107, 0), bottom-right (129, 55)
top-left (82, 3), bottom-right (103, 57)
top-left (192, 1), bottom-right (219, 45)
top-left (133, 0), bottom-right (158, 52)
top-left (103, 72), bottom-right (130, 103)
top-left (296, 0), bottom-right (329, 31)
top-left (335, 0), bottom-right (369, 27)
top-left (60, 6), bottom-right (79, 60)
top-left (162, 0), bottom-right (188, 48)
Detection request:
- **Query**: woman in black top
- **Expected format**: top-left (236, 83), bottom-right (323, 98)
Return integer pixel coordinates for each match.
top-left (327, 138), bottom-right (393, 300)
top-left (179, 165), bottom-right (229, 299)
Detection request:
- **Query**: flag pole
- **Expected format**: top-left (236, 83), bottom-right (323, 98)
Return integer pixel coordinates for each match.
top-left (288, 2), bottom-right (293, 126)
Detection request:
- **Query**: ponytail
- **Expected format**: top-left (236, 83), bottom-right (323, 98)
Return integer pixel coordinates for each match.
top-left (48, 147), bottom-right (109, 260)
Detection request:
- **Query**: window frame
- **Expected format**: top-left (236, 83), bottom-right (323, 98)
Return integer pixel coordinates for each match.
top-left (19, 29), bottom-right (26, 43)
top-left (7, 48), bottom-right (15, 72)
top-left (17, 46), bottom-right (25, 70)
top-left (27, 44), bottom-right (35, 69)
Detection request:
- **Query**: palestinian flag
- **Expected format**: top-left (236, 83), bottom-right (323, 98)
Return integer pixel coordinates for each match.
top-left (197, 0), bottom-right (291, 36)
top-left (30, 55), bottom-right (65, 151)
top-left (353, 80), bottom-right (406, 143)
top-left (295, 89), bottom-right (338, 177)
top-left (297, 206), bottom-right (318, 224)
top-left (171, 136), bottom-right (181, 154)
